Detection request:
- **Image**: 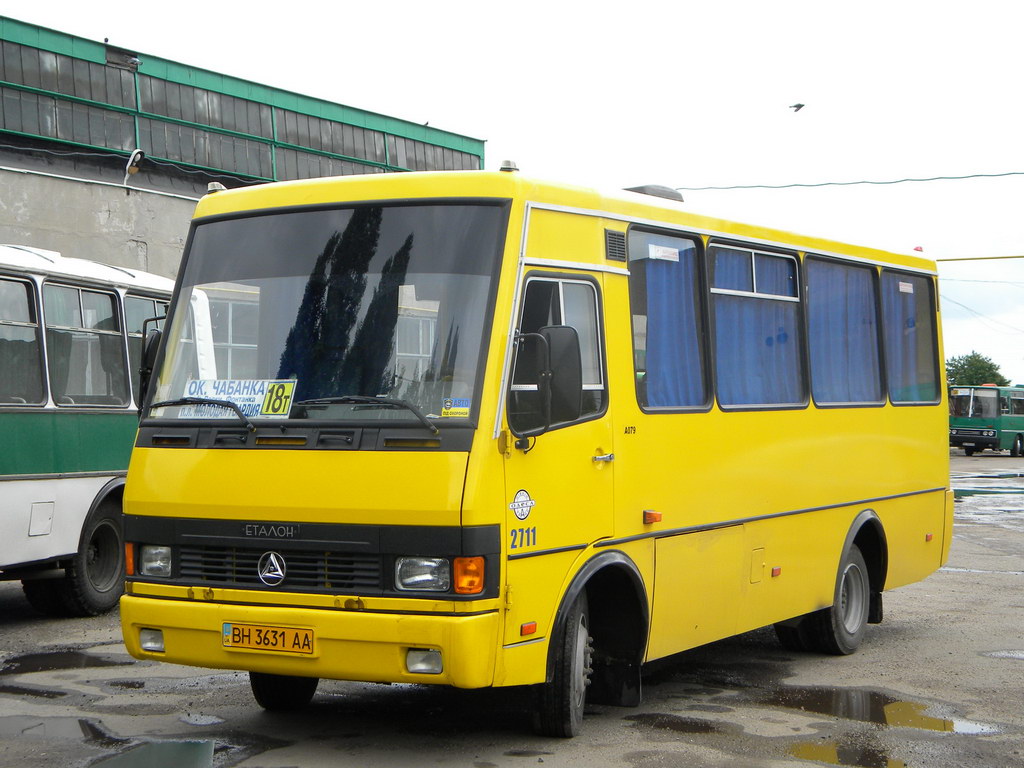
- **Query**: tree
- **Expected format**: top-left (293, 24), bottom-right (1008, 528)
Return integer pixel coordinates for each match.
top-left (946, 351), bottom-right (1011, 386)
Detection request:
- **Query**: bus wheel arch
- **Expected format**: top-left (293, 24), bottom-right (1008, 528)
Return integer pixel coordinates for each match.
top-left (22, 479), bottom-right (126, 617)
top-left (847, 510), bottom-right (887, 625)
top-left (534, 550), bottom-right (649, 737)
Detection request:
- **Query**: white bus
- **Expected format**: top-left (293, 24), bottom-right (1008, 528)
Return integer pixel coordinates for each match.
top-left (0, 244), bottom-right (173, 615)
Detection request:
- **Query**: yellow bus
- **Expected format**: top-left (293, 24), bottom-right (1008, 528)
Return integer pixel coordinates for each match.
top-left (120, 170), bottom-right (952, 737)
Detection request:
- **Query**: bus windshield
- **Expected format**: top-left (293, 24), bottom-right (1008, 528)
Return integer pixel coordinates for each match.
top-left (949, 387), bottom-right (998, 419)
top-left (149, 203), bottom-right (506, 426)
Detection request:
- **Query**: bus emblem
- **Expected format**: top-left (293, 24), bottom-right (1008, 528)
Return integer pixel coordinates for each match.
top-left (257, 551), bottom-right (287, 586)
top-left (510, 489), bottom-right (536, 520)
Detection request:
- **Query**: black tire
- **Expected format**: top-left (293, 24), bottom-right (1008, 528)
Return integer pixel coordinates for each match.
top-left (1012, 436), bottom-right (1022, 457)
top-left (61, 501), bottom-right (125, 617)
top-left (249, 672), bottom-right (319, 711)
top-left (964, 447), bottom-right (975, 456)
top-left (804, 544), bottom-right (870, 655)
top-left (534, 592), bottom-right (593, 738)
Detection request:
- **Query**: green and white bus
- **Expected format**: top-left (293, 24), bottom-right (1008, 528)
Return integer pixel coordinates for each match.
top-left (1, 244), bottom-right (173, 615)
top-left (949, 385), bottom-right (1024, 456)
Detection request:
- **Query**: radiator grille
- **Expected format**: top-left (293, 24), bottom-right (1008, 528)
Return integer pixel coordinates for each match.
top-left (179, 546), bottom-right (382, 591)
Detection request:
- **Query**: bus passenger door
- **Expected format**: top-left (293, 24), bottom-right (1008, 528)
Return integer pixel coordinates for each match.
top-left (501, 273), bottom-right (613, 649)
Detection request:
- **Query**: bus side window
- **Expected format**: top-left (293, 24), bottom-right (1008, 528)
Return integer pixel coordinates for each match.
top-left (125, 296), bottom-right (168, 404)
top-left (509, 277), bottom-right (605, 434)
top-left (0, 277), bottom-right (45, 404)
top-left (880, 271), bottom-right (939, 403)
top-left (43, 284), bottom-right (129, 406)
top-left (627, 230), bottom-right (707, 409)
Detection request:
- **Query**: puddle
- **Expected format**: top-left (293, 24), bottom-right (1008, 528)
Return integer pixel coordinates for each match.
top-left (790, 738), bottom-right (906, 768)
top-left (0, 716), bottom-right (121, 746)
top-left (91, 740), bottom-right (214, 767)
top-left (0, 683), bottom-right (66, 698)
top-left (757, 687), bottom-right (997, 734)
top-left (0, 649), bottom-right (130, 676)
top-left (625, 713), bottom-right (727, 734)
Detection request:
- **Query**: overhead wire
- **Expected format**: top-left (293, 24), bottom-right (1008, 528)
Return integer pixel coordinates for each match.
top-left (676, 170), bottom-right (1024, 192)
top-left (940, 295), bottom-right (1024, 335)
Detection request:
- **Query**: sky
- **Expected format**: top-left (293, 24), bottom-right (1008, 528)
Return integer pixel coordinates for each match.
top-left (5, 0), bottom-right (1024, 381)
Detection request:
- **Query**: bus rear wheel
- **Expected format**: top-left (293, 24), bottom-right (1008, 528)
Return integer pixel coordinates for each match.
top-left (534, 592), bottom-right (593, 737)
top-left (807, 544), bottom-right (870, 655)
top-left (774, 545), bottom-right (869, 656)
top-left (249, 672), bottom-right (319, 711)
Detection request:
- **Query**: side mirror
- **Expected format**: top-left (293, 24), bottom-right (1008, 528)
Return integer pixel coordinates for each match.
top-left (541, 325), bottom-right (582, 424)
top-left (507, 325), bottom-right (583, 443)
top-left (138, 326), bottom-right (162, 415)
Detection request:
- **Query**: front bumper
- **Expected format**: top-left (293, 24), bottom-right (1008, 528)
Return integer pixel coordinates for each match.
top-left (120, 592), bottom-right (499, 688)
top-left (949, 433), bottom-right (998, 450)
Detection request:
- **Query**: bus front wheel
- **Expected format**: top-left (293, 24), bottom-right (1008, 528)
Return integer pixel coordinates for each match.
top-left (1011, 436), bottom-right (1023, 457)
top-left (249, 672), bottom-right (319, 710)
top-left (534, 592), bottom-right (593, 737)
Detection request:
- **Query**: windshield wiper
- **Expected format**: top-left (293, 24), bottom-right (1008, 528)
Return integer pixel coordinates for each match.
top-left (148, 397), bottom-right (257, 432)
top-left (294, 395), bottom-right (439, 435)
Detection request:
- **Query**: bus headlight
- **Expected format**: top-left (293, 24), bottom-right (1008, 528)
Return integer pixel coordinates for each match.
top-left (139, 545), bottom-right (173, 577)
top-left (950, 429), bottom-right (958, 435)
top-left (395, 557), bottom-right (450, 591)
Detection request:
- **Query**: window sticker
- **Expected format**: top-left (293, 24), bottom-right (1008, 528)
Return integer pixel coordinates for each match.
top-left (180, 379), bottom-right (297, 418)
top-left (441, 397), bottom-right (471, 417)
top-left (898, 281), bottom-right (915, 294)
top-left (648, 244), bottom-right (680, 262)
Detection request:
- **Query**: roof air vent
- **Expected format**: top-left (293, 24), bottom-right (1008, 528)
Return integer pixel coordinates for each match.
top-left (624, 185), bottom-right (684, 202)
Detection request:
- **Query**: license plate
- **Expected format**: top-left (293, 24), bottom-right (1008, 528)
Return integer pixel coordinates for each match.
top-left (963, 442), bottom-right (975, 447)
top-left (222, 623), bottom-right (314, 654)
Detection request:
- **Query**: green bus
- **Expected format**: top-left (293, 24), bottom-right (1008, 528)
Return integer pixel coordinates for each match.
top-left (948, 385), bottom-right (1024, 456)
top-left (1, 244), bottom-right (172, 615)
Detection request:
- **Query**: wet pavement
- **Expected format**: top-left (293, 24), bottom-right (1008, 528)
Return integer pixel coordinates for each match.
top-left (0, 449), bottom-right (1021, 767)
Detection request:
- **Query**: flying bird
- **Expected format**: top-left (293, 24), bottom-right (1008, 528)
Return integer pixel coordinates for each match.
top-left (789, 103), bottom-right (805, 112)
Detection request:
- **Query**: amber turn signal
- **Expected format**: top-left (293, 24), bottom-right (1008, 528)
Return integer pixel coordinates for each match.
top-left (453, 556), bottom-right (485, 594)
top-left (643, 510), bottom-right (662, 524)
top-left (124, 542), bottom-right (135, 576)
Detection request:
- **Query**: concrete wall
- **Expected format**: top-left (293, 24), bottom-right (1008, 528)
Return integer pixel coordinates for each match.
top-left (0, 166), bottom-right (198, 279)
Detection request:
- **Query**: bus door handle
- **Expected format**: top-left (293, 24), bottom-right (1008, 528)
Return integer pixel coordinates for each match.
top-left (592, 452), bottom-right (615, 463)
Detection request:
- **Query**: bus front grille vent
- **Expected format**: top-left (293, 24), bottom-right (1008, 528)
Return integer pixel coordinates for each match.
top-left (179, 546), bottom-right (382, 591)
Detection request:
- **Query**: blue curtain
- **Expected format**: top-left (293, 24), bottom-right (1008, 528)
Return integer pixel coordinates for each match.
top-left (807, 260), bottom-right (882, 403)
top-left (715, 295), bottom-right (802, 406)
top-left (755, 253), bottom-right (797, 296)
top-left (881, 273), bottom-right (938, 402)
top-left (712, 247), bottom-right (753, 291)
top-left (643, 242), bottom-right (706, 407)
